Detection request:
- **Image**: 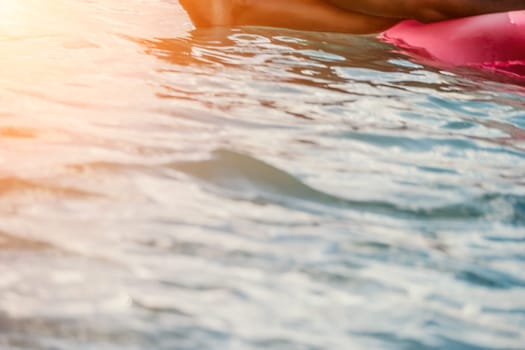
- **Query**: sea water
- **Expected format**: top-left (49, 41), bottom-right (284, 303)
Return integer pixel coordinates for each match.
top-left (0, 1), bottom-right (524, 349)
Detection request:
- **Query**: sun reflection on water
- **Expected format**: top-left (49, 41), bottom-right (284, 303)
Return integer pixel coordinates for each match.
top-left (0, 1), bottom-right (34, 36)
top-left (0, 0), bottom-right (90, 38)
top-left (0, 1), bottom-right (524, 349)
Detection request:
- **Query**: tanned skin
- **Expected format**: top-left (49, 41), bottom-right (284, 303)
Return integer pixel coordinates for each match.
top-left (326, 0), bottom-right (525, 22)
top-left (180, 0), bottom-right (525, 33)
top-left (180, 0), bottom-right (397, 33)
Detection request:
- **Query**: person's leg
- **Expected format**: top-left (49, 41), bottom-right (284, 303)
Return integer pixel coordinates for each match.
top-left (179, 0), bottom-right (234, 27)
top-left (180, 0), bottom-right (398, 34)
top-left (324, 0), bottom-right (525, 23)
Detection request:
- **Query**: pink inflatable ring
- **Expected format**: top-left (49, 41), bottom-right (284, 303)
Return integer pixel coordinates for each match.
top-left (382, 11), bottom-right (525, 80)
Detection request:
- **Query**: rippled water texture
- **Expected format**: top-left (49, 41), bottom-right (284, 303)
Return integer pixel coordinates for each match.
top-left (1, 1), bottom-right (524, 349)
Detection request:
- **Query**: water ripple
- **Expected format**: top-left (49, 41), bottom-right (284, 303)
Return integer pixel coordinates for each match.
top-left (0, 1), bottom-right (524, 349)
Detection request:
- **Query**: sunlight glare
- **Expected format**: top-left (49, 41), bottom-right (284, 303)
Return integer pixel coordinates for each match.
top-left (0, 1), bottom-right (23, 15)
top-left (0, 1), bottom-right (31, 35)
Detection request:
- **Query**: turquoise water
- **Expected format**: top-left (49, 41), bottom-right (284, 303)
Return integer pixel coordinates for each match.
top-left (0, 1), bottom-right (524, 349)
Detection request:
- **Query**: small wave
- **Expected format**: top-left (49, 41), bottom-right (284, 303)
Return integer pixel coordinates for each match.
top-left (169, 149), bottom-right (524, 223)
top-left (456, 267), bottom-right (525, 290)
top-left (0, 231), bottom-right (52, 251)
top-left (0, 177), bottom-right (98, 199)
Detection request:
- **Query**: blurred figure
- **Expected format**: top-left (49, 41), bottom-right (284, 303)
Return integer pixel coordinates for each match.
top-left (180, 0), bottom-right (525, 33)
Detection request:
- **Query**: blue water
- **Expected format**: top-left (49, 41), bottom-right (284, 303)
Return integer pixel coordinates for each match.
top-left (0, 1), bottom-right (524, 349)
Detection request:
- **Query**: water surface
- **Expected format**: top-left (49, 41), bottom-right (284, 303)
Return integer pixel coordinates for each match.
top-left (0, 1), bottom-right (524, 349)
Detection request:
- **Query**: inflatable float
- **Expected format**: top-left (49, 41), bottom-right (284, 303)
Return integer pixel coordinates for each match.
top-left (381, 11), bottom-right (525, 80)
